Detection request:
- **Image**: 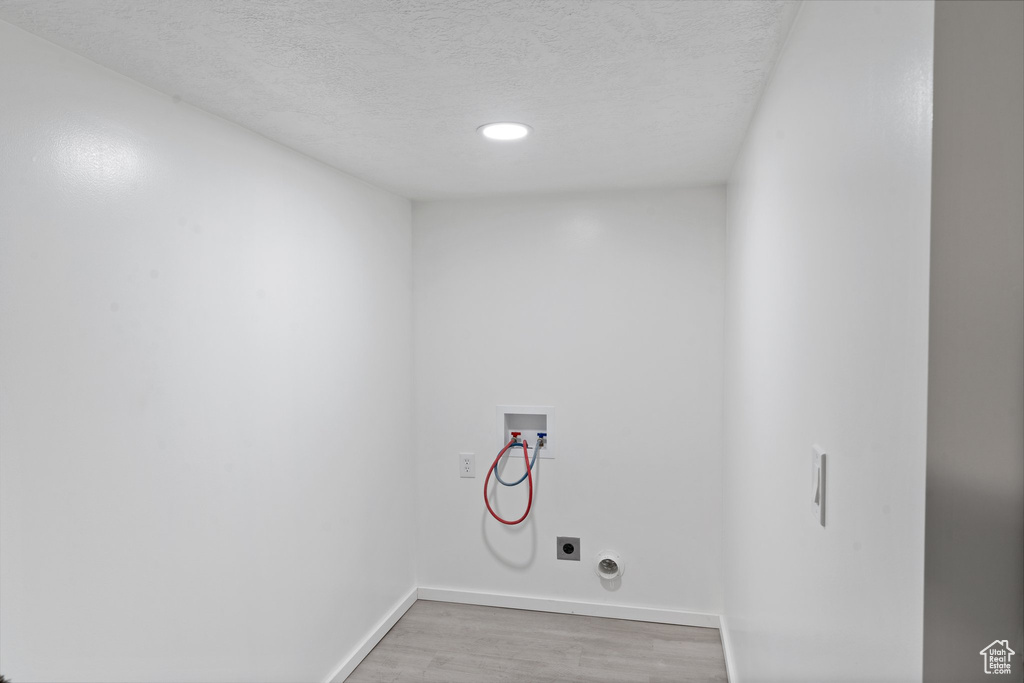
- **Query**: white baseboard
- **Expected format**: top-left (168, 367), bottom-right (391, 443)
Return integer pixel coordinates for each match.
top-left (417, 586), bottom-right (720, 629)
top-left (719, 614), bottom-right (737, 683)
top-left (323, 586), bottom-right (418, 683)
top-left (324, 586), bottom-right (723, 682)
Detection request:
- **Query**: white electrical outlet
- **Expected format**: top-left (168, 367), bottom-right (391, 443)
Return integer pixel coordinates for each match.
top-left (459, 453), bottom-right (475, 478)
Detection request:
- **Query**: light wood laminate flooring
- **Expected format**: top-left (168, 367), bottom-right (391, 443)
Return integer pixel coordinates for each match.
top-left (345, 600), bottom-right (728, 683)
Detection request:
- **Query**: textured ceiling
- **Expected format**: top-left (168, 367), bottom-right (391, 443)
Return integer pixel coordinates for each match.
top-left (0, 0), bottom-right (800, 199)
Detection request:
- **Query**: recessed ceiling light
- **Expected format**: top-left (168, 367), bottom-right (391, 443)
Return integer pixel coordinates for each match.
top-left (478, 122), bottom-right (532, 141)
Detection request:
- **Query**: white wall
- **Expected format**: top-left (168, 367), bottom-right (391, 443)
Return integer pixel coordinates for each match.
top-left (413, 188), bottom-right (725, 615)
top-left (0, 22), bottom-right (414, 683)
top-left (923, 2), bottom-right (1024, 681)
top-left (722, 2), bottom-right (933, 681)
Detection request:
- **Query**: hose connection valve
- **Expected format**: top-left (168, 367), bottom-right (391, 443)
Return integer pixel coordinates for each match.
top-left (537, 432), bottom-right (547, 447)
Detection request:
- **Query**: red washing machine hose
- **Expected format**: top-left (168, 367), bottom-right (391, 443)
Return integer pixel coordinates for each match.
top-left (484, 437), bottom-right (533, 525)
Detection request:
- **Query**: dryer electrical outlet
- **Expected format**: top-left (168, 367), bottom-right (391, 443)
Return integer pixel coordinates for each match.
top-left (496, 405), bottom-right (555, 459)
top-left (557, 536), bottom-right (580, 561)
